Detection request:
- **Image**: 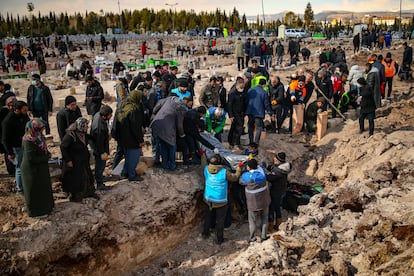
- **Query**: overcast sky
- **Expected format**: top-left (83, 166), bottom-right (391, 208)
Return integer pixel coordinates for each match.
top-left (0, 0), bottom-right (412, 17)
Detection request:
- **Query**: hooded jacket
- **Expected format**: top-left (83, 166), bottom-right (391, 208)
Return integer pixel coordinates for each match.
top-left (85, 80), bottom-right (104, 116)
top-left (266, 161), bottom-right (292, 197)
top-left (202, 155), bottom-right (241, 209)
top-left (348, 64), bottom-right (364, 85)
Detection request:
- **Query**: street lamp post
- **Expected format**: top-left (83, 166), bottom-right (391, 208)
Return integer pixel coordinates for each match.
top-left (118, 0), bottom-right (123, 33)
top-left (261, 0), bottom-right (266, 35)
top-left (165, 2), bottom-right (178, 32)
top-left (399, 0), bottom-right (402, 38)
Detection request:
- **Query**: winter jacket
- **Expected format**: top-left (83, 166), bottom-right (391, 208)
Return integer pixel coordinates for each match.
top-left (334, 49), bottom-right (346, 64)
top-left (150, 96), bottom-right (186, 146)
top-left (249, 42), bottom-right (261, 58)
top-left (56, 107), bottom-right (82, 140)
top-left (234, 40), bottom-right (244, 58)
top-left (244, 41), bottom-right (251, 56)
top-left (348, 65), bottom-right (364, 86)
top-left (227, 86), bottom-right (246, 118)
top-left (372, 61), bottom-right (385, 83)
top-left (316, 75), bottom-right (333, 99)
top-left (206, 107), bottom-right (226, 134)
top-left (289, 81), bottom-right (307, 104)
top-left (183, 111), bottom-right (214, 150)
top-left (359, 85), bottom-right (376, 114)
top-left (170, 87), bottom-right (191, 100)
top-left (276, 43), bottom-right (284, 56)
top-left (60, 131), bottom-right (94, 195)
top-left (304, 81), bottom-right (315, 104)
top-left (268, 81), bottom-right (285, 110)
top-left (0, 108), bottom-right (11, 153)
top-left (266, 161), bottom-right (291, 198)
top-left (1, 112), bottom-right (30, 154)
top-left (403, 46), bottom-right (413, 65)
top-left (85, 80), bottom-right (104, 116)
top-left (319, 52), bottom-right (328, 65)
top-left (240, 166), bottom-right (271, 211)
top-left (202, 155), bottom-right (241, 209)
top-left (90, 112), bottom-right (110, 156)
top-left (245, 85), bottom-right (272, 118)
top-left (288, 40), bottom-right (297, 55)
top-left (27, 84), bottom-right (53, 113)
top-left (365, 67), bottom-right (381, 108)
top-left (113, 106), bottom-right (144, 149)
top-left (331, 73), bottom-right (343, 95)
top-left (199, 84), bottom-right (219, 108)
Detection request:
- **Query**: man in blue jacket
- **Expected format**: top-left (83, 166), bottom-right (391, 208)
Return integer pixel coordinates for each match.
top-left (240, 158), bottom-right (271, 242)
top-left (245, 78), bottom-right (274, 145)
top-left (202, 153), bottom-right (242, 244)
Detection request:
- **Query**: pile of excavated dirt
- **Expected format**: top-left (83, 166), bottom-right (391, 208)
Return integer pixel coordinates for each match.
top-left (136, 94), bottom-right (414, 276)
top-left (0, 170), bottom-right (204, 274)
top-left (0, 36), bottom-right (413, 274)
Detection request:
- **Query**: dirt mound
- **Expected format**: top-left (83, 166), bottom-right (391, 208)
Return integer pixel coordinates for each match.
top-left (136, 94), bottom-right (414, 275)
top-left (1, 36), bottom-right (413, 275)
top-left (0, 171), bottom-right (203, 275)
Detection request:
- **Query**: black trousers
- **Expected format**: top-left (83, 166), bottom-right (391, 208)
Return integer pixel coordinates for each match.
top-left (228, 114), bottom-right (244, 146)
top-left (385, 77), bottom-right (393, 98)
top-left (4, 153), bottom-right (15, 175)
top-left (271, 105), bottom-right (283, 131)
top-left (202, 203), bottom-right (228, 243)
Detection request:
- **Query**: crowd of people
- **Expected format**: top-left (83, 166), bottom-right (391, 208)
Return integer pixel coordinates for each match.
top-left (0, 35), bottom-right (411, 245)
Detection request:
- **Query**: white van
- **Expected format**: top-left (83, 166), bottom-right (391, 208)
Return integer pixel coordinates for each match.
top-left (205, 27), bottom-right (221, 37)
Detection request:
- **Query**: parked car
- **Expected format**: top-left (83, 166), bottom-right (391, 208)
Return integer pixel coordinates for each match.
top-left (285, 29), bottom-right (309, 38)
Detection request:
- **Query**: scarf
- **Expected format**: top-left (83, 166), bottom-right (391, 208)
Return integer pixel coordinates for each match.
top-left (116, 90), bottom-right (142, 122)
top-left (23, 118), bottom-right (48, 155)
top-left (67, 117), bottom-right (89, 145)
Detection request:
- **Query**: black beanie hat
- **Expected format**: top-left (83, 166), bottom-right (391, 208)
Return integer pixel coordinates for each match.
top-left (276, 152), bottom-right (286, 162)
top-left (32, 73), bottom-right (41, 81)
top-left (247, 159), bottom-right (258, 169)
top-left (179, 79), bottom-right (188, 88)
top-left (65, 95), bottom-right (77, 106)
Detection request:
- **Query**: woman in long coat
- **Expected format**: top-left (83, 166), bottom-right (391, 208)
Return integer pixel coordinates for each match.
top-left (21, 118), bottom-right (54, 217)
top-left (60, 117), bottom-right (98, 202)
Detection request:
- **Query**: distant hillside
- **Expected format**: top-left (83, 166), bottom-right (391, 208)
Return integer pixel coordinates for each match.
top-left (247, 9), bottom-right (414, 23)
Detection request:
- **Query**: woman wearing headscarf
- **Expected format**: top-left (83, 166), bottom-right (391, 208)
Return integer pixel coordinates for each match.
top-left (112, 90), bottom-right (145, 181)
top-left (21, 118), bottom-right (54, 217)
top-left (60, 117), bottom-right (98, 202)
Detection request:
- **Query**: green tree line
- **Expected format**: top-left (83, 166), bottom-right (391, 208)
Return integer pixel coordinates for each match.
top-left (0, 7), bottom-right (252, 38)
